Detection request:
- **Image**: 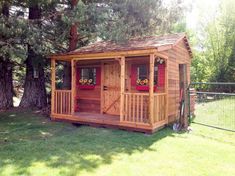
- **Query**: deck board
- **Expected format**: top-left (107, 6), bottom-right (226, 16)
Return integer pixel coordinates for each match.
top-left (51, 112), bottom-right (166, 133)
top-left (74, 112), bottom-right (119, 124)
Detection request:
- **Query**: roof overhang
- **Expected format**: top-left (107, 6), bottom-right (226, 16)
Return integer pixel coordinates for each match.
top-left (48, 33), bottom-right (193, 60)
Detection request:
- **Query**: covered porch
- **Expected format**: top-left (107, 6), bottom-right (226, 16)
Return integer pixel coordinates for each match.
top-left (50, 50), bottom-right (169, 133)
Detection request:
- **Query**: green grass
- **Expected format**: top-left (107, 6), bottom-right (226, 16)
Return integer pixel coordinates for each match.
top-left (0, 110), bottom-right (235, 176)
top-left (194, 97), bottom-right (235, 130)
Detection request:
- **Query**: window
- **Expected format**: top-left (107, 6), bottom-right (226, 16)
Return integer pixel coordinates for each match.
top-left (154, 65), bottom-right (158, 85)
top-left (80, 68), bottom-right (96, 85)
top-left (137, 65), bottom-right (148, 80)
top-left (136, 64), bottom-right (158, 85)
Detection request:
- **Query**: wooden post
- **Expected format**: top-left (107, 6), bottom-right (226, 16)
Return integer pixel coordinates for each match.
top-left (149, 54), bottom-right (155, 125)
top-left (100, 62), bottom-right (104, 114)
top-left (120, 56), bottom-right (125, 122)
top-left (51, 58), bottom-right (56, 115)
top-left (165, 59), bottom-right (169, 124)
top-left (179, 64), bottom-right (188, 128)
top-left (183, 64), bottom-right (189, 128)
top-left (71, 59), bottom-right (76, 114)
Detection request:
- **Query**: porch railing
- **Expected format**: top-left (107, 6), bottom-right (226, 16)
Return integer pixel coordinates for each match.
top-left (123, 92), bottom-right (167, 124)
top-left (124, 93), bottom-right (149, 123)
top-left (54, 90), bottom-right (72, 114)
top-left (153, 93), bottom-right (167, 123)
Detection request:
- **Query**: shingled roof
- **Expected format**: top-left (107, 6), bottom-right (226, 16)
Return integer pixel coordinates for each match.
top-left (70, 33), bottom-right (192, 56)
top-left (53, 33), bottom-right (192, 58)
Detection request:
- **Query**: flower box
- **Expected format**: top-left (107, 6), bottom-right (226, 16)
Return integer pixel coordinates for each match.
top-left (136, 85), bottom-right (157, 91)
top-left (78, 85), bottom-right (95, 90)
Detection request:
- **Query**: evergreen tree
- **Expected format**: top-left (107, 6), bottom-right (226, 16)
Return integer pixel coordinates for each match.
top-left (19, 2), bottom-right (47, 108)
top-left (0, 2), bottom-right (14, 109)
top-left (0, 0), bottom-right (185, 110)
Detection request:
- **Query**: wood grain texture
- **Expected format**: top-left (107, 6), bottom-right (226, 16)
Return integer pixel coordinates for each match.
top-left (54, 90), bottom-right (72, 114)
top-left (103, 61), bottom-right (121, 115)
top-left (71, 59), bottom-right (76, 113)
top-left (149, 54), bottom-right (155, 125)
top-left (120, 56), bottom-right (125, 121)
top-left (50, 35), bottom-right (192, 132)
top-left (51, 58), bottom-right (56, 114)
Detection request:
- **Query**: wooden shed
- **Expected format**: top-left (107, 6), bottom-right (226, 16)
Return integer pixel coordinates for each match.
top-left (49, 33), bottom-right (192, 133)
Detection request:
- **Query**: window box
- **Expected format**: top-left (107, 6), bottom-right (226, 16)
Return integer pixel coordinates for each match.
top-left (136, 85), bottom-right (157, 91)
top-left (78, 85), bottom-right (95, 90)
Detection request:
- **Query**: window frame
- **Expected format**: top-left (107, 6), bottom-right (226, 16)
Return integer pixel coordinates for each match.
top-left (136, 64), bottom-right (158, 86)
top-left (79, 67), bottom-right (97, 85)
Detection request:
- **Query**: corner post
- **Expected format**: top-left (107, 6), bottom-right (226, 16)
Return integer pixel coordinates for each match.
top-left (149, 54), bottom-right (155, 125)
top-left (165, 58), bottom-right (169, 124)
top-left (51, 58), bottom-right (56, 115)
top-left (100, 62), bottom-right (104, 114)
top-left (120, 56), bottom-right (125, 122)
top-left (71, 59), bottom-right (76, 114)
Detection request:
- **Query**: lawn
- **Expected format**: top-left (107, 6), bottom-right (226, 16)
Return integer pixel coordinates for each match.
top-left (0, 110), bottom-right (235, 176)
top-left (194, 97), bottom-right (235, 131)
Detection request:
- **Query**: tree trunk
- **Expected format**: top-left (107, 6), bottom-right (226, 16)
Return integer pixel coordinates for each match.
top-left (69, 0), bottom-right (79, 51)
top-left (0, 2), bottom-right (13, 110)
top-left (19, 4), bottom-right (47, 109)
top-left (0, 60), bottom-right (13, 110)
top-left (62, 0), bottom-right (79, 89)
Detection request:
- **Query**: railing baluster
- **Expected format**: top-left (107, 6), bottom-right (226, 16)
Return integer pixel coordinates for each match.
top-left (54, 90), bottom-right (72, 115)
top-left (122, 93), bottom-right (166, 124)
top-left (137, 94), bottom-right (139, 122)
top-left (133, 94), bottom-right (135, 122)
top-left (140, 95), bottom-right (143, 123)
top-left (54, 91), bottom-right (56, 114)
top-left (125, 94), bottom-right (128, 121)
top-left (129, 94), bottom-right (131, 121)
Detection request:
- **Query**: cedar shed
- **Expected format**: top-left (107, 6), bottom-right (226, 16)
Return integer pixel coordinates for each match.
top-left (49, 33), bottom-right (192, 133)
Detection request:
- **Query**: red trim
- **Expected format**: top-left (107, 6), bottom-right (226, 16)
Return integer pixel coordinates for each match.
top-left (76, 67), bottom-right (81, 84)
top-left (131, 64), bottom-right (137, 86)
top-left (96, 67), bottom-right (101, 85)
top-left (136, 85), bottom-right (157, 91)
top-left (74, 104), bottom-right (79, 112)
top-left (157, 63), bottom-right (165, 87)
top-left (78, 85), bottom-right (95, 90)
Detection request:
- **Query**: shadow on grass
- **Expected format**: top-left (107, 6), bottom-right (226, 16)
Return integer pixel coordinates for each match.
top-left (0, 110), bottom-right (176, 175)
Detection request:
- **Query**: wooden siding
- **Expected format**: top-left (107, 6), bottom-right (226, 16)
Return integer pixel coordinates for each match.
top-left (161, 40), bottom-right (191, 123)
top-left (75, 63), bottom-right (101, 113)
top-left (50, 37), bottom-right (191, 132)
top-left (76, 87), bottom-right (101, 113)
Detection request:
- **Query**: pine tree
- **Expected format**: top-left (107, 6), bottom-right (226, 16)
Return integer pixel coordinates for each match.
top-left (0, 0), bottom-right (185, 110)
top-left (19, 2), bottom-right (47, 108)
top-left (0, 2), bottom-right (14, 110)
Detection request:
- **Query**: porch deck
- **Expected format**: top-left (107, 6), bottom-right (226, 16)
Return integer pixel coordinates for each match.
top-left (51, 112), bottom-right (160, 133)
top-left (74, 112), bottom-right (120, 124)
top-left (51, 90), bottom-right (168, 133)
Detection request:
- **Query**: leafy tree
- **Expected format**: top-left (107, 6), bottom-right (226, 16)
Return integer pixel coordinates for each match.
top-left (191, 0), bottom-right (235, 83)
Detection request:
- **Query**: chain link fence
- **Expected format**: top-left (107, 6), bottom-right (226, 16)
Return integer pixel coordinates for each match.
top-left (189, 82), bottom-right (235, 131)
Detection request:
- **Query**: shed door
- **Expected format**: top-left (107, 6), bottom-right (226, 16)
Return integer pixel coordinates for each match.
top-left (103, 61), bottom-right (121, 115)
